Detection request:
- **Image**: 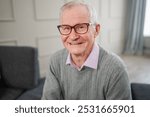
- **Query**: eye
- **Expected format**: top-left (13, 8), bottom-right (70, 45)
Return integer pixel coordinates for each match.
top-left (78, 25), bottom-right (85, 29)
top-left (76, 24), bottom-right (87, 30)
top-left (61, 26), bottom-right (70, 31)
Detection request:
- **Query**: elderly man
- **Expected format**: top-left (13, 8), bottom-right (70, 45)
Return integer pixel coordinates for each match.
top-left (42, 1), bottom-right (132, 100)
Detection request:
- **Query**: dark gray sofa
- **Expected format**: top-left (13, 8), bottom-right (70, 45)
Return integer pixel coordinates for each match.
top-left (131, 83), bottom-right (150, 100)
top-left (0, 46), bottom-right (45, 100)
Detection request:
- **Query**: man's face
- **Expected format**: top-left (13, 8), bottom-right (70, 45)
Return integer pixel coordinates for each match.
top-left (59, 5), bottom-right (99, 56)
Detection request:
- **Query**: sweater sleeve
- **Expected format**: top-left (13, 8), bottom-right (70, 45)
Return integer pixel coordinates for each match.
top-left (104, 55), bottom-right (132, 100)
top-left (106, 68), bottom-right (132, 100)
top-left (41, 56), bottom-right (63, 100)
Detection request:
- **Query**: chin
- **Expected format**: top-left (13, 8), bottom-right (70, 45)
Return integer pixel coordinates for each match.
top-left (65, 44), bottom-right (86, 55)
top-left (69, 49), bottom-right (85, 55)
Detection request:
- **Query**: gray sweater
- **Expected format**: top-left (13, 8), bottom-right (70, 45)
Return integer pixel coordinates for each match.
top-left (42, 46), bottom-right (132, 100)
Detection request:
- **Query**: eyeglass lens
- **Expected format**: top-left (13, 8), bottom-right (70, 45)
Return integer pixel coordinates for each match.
top-left (58, 23), bottom-right (89, 35)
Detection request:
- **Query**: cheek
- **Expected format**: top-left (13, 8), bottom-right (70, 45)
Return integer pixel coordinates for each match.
top-left (89, 29), bottom-right (96, 38)
top-left (88, 30), bottom-right (96, 42)
top-left (86, 31), bottom-right (95, 42)
top-left (61, 35), bottom-right (68, 43)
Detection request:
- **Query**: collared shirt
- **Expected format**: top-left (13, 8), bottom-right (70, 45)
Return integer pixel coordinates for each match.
top-left (66, 43), bottom-right (99, 71)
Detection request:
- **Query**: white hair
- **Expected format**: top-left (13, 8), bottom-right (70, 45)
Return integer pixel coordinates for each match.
top-left (59, 1), bottom-right (98, 24)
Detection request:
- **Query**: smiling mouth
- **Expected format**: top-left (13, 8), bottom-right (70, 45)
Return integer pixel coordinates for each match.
top-left (69, 42), bottom-right (83, 45)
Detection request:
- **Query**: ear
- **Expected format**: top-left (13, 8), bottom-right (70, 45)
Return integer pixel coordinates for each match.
top-left (94, 24), bottom-right (100, 38)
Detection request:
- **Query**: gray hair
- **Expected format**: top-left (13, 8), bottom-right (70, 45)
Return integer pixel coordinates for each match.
top-left (59, 1), bottom-right (98, 24)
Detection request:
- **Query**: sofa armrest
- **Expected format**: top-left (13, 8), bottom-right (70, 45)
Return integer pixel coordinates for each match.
top-left (131, 83), bottom-right (150, 100)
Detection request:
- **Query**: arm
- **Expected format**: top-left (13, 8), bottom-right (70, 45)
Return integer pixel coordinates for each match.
top-left (41, 58), bottom-right (63, 100)
top-left (105, 68), bottom-right (132, 100)
top-left (103, 55), bottom-right (132, 100)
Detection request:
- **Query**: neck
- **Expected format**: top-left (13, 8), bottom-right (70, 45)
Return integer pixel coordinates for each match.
top-left (71, 54), bottom-right (87, 68)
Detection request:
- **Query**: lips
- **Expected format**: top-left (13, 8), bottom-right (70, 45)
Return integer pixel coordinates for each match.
top-left (69, 42), bottom-right (83, 45)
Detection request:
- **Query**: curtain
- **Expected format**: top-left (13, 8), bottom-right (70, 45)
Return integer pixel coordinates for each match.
top-left (124, 0), bottom-right (146, 55)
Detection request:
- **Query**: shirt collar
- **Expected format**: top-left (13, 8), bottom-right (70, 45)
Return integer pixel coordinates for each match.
top-left (66, 43), bottom-right (99, 70)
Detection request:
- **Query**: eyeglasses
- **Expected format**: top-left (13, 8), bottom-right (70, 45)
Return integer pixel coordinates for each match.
top-left (57, 23), bottom-right (92, 35)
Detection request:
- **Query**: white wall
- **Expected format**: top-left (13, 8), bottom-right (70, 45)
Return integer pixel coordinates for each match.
top-left (0, 0), bottom-right (127, 77)
top-left (99, 0), bottom-right (127, 54)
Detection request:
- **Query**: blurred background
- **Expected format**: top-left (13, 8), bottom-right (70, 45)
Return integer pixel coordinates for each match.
top-left (0, 0), bottom-right (150, 83)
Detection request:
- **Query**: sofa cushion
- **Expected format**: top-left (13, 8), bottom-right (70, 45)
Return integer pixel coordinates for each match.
top-left (131, 83), bottom-right (150, 100)
top-left (0, 72), bottom-right (1, 90)
top-left (0, 87), bottom-right (24, 100)
top-left (17, 78), bottom-right (45, 100)
top-left (0, 46), bottom-right (40, 89)
top-left (0, 71), bottom-right (1, 80)
top-left (0, 70), bottom-right (3, 87)
top-left (0, 71), bottom-right (1, 82)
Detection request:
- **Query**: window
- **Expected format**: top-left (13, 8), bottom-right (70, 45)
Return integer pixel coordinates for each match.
top-left (144, 0), bottom-right (150, 36)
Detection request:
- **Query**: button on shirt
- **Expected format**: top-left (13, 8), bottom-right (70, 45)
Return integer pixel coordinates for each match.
top-left (66, 43), bottom-right (100, 71)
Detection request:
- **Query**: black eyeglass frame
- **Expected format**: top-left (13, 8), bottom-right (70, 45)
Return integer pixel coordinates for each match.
top-left (57, 23), bottom-right (92, 35)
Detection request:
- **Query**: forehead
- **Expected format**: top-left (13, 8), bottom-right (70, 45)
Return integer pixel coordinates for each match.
top-left (60, 5), bottom-right (90, 25)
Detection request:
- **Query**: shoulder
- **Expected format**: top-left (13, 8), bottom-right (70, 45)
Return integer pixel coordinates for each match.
top-left (49, 48), bottom-right (68, 63)
top-left (51, 48), bottom-right (68, 59)
top-left (48, 48), bottom-right (68, 71)
top-left (98, 46), bottom-right (127, 72)
top-left (47, 48), bottom-right (68, 77)
top-left (107, 53), bottom-right (126, 69)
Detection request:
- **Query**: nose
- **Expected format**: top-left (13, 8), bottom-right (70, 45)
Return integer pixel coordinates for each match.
top-left (69, 28), bottom-right (79, 41)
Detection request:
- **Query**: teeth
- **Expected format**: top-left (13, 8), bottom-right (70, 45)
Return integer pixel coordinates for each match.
top-left (69, 42), bottom-right (82, 45)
